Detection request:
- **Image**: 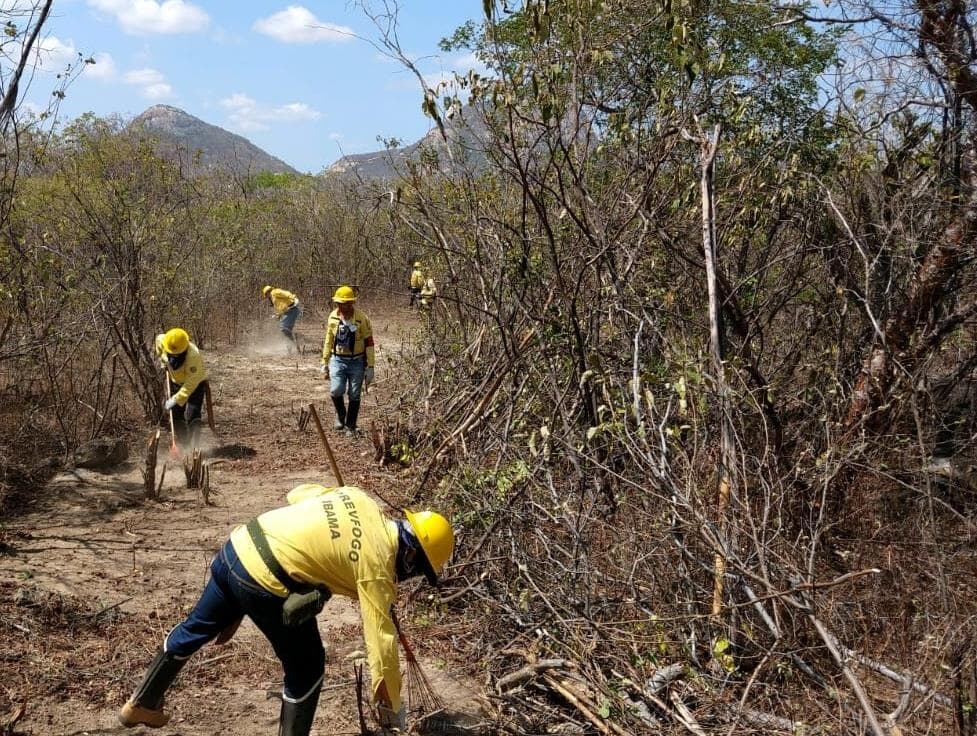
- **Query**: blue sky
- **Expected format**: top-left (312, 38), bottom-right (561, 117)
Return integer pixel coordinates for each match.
top-left (20, 1), bottom-right (484, 173)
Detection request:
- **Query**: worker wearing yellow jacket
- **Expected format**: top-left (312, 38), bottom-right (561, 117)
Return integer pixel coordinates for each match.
top-left (320, 285), bottom-right (375, 433)
top-left (154, 327), bottom-right (208, 448)
top-left (262, 285), bottom-right (301, 351)
top-left (419, 276), bottom-right (437, 310)
top-left (118, 485), bottom-right (455, 736)
top-left (409, 262), bottom-right (424, 307)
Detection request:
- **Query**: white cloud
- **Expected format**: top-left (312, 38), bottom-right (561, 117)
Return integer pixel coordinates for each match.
top-left (21, 100), bottom-right (44, 116)
top-left (453, 52), bottom-right (484, 72)
top-left (88, 0), bottom-right (209, 35)
top-left (84, 51), bottom-right (118, 80)
top-left (253, 6), bottom-right (353, 44)
top-left (220, 92), bottom-right (321, 132)
top-left (124, 67), bottom-right (173, 99)
top-left (34, 36), bottom-right (80, 72)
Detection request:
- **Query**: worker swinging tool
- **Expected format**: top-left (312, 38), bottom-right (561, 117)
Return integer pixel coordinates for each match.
top-left (262, 285), bottom-right (302, 354)
top-left (155, 327), bottom-right (210, 452)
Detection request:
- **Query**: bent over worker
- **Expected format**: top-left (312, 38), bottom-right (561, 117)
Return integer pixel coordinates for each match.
top-left (155, 327), bottom-right (208, 449)
top-left (118, 485), bottom-right (455, 736)
top-left (320, 285), bottom-right (375, 433)
top-left (262, 285), bottom-right (302, 351)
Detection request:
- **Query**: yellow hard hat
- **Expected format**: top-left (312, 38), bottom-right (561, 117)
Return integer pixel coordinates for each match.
top-left (413, 261), bottom-right (422, 268)
top-left (404, 509), bottom-right (454, 583)
top-left (162, 327), bottom-right (190, 354)
top-left (332, 285), bottom-right (356, 303)
top-left (262, 285), bottom-right (273, 297)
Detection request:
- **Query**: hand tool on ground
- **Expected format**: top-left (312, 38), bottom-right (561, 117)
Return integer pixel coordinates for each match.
top-left (204, 382), bottom-right (217, 434)
top-left (391, 607), bottom-right (444, 715)
top-left (308, 403), bottom-right (344, 486)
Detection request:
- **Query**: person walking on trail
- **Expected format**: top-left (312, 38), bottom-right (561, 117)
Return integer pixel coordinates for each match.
top-left (419, 275), bottom-right (438, 311)
top-left (118, 484), bottom-right (455, 736)
top-left (320, 285), bottom-right (375, 434)
top-left (409, 261), bottom-right (424, 308)
top-left (262, 285), bottom-right (302, 351)
top-left (155, 327), bottom-right (208, 449)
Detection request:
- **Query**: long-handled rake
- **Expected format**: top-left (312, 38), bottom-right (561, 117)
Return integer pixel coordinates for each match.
top-left (392, 608), bottom-right (445, 718)
top-left (309, 403), bottom-right (443, 720)
top-left (308, 403), bottom-right (344, 486)
top-left (163, 374), bottom-right (179, 458)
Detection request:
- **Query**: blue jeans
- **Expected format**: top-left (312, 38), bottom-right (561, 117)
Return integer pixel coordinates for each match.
top-left (164, 541), bottom-right (325, 700)
top-left (280, 304), bottom-right (300, 338)
top-left (329, 355), bottom-right (365, 401)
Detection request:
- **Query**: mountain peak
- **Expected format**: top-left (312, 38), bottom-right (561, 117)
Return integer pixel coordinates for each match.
top-left (130, 106), bottom-right (298, 176)
top-left (324, 103), bottom-right (490, 181)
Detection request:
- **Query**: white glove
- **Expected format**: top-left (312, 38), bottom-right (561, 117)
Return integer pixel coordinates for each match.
top-left (377, 704), bottom-right (406, 731)
top-left (364, 366), bottom-right (375, 386)
top-left (319, 364), bottom-right (327, 374)
top-left (163, 396), bottom-right (178, 411)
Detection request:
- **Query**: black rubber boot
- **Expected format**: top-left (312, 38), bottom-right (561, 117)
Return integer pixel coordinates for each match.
top-left (278, 684), bottom-right (321, 736)
top-left (345, 399), bottom-right (361, 433)
top-left (331, 396), bottom-right (346, 430)
top-left (118, 648), bottom-right (188, 728)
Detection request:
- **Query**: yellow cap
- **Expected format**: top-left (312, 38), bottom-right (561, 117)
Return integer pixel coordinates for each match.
top-left (413, 261), bottom-right (422, 268)
top-left (404, 509), bottom-right (454, 584)
top-left (332, 285), bottom-right (356, 303)
top-left (162, 328), bottom-right (189, 354)
top-left (262, 285), bottom-right (273, 297)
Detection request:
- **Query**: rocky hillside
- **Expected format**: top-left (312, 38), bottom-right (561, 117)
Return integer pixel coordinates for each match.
top-left (130, 105), bottom-right (297, 176)
top-left (324, 104), bottom-right (491, 181)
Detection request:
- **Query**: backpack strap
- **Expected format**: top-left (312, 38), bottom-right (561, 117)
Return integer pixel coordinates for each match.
top-left (246, 518), bottom-right (305, 594)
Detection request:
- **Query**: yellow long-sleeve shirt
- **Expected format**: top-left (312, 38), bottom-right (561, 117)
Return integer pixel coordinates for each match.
top-left (229, 486), bottom-right (402, 710)
top-left (321, 307), bottom-right (375, 367)
top-left (410, 269), bottom-right (424, 289)
top-left (154, 334), bottom-right (208, 406)
top-left (268, 288), bottom-right (299, 316)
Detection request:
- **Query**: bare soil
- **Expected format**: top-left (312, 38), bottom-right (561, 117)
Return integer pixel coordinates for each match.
top-left (0, 305), bottom-right (483, 736)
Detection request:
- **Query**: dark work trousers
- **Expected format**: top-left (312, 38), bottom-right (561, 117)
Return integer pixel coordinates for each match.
top-left (169, 379), bottom-right (208, 446)
top-left (164, 540), bottom-right (325, 701)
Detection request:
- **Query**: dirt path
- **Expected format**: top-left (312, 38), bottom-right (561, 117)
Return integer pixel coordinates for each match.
top-left (0, 303), bottom-right (479, 736)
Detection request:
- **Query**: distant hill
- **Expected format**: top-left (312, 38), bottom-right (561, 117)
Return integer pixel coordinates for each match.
top-left (324, 104), bottom-right (491, 182)
top-left (130, 105), bottom-right (298, 176)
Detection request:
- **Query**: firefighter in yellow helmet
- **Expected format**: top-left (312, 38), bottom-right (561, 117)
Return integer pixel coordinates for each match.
top-left (154, 328), bottom-right (209, 449)
top-left (119, 484), bottom-right (455, 736)
top-left (262, 285), bottom-right (302, 352)
top-left (320, 286), bottom-right (375, 433)
top-left (409, 261), bottom-right (424, 308)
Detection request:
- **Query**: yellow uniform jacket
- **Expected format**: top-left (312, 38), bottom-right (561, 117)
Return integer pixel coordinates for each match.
top-left (154, 334), bottom-right (207, 406)
top-left (229, 487), bottom-right (402, 709)
top-left (321, 307), bottom-right (375, 367)
top-left (269, 288), bottom-right (299, 316)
